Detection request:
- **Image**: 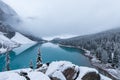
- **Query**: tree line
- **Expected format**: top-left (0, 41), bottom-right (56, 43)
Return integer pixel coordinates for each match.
top-left (55, 29), bottom-right (120, 68)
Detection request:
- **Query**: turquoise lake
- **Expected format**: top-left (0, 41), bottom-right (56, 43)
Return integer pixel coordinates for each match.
top-left (0, 43), bottom-right (91, 71)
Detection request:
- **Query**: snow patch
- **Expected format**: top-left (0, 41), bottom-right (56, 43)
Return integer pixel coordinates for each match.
top-left (11, 32), bottom-right (36, 44)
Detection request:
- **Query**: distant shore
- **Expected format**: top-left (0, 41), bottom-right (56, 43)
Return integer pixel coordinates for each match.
top-left (58, 44), bottom-right (119, 80)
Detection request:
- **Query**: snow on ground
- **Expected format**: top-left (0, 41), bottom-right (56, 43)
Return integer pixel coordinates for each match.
top-left (46, 61), bottom-right (77, 75)
top-left (76, 67), bottom-right (98, 80)
top-left (0, 32), bottom-right (36, 54)
top-left (11, 32), bottom-right (36, 44)
top-left (28, 72), bottom-right (50, 80)
top-left (0, 47), bottom-right (7, 54)
top-left (84, 49), bottom-right (120, 80)
top-left (0, 33), bottom-right (19, 54)
top-left (0, 61), bottom-right (112, 80)
top-left (0, 69), bottom-right (50, 80)
top-left (0, 34), bottom-right (18, 47)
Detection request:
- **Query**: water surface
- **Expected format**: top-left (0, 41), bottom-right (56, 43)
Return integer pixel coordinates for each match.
top-left (0, 43), bottom-right (91, 71)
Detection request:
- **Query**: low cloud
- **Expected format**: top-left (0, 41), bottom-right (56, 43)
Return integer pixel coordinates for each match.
top-left (2, 0), bottom-right (120, 38)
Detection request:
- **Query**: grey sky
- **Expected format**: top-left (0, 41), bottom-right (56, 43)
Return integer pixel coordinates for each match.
top-left (2, 0), bottom-right (120, 39)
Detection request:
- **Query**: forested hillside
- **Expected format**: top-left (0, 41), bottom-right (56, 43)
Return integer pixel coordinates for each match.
top-left (52, 28), bottom-right (120, 68)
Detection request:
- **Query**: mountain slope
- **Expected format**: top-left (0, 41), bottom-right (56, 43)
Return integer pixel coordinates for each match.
top-left (0, 0), bottom-right (44, 43)
top-left (52, 28), bottom-right (120, 79)
top-left (0, 33), bottom-right (19, 53)
top-left (11, 32), bottom-right (36, 44)
top-left (0, 0), bottom-right (20, 25)
top-left (53, 28), bottom-right (120, 65)
top-left (0, 1), bottom-right (36, 53)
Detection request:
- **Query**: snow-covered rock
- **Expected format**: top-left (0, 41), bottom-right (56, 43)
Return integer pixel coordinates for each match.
top-left (0, 61), bottom-right (112, 80)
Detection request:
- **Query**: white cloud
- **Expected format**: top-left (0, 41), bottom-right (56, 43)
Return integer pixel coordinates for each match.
top-left (2, 0), bottom-right (120, 37)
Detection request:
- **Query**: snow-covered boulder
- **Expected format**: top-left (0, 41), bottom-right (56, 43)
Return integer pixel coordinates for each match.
top-left (45, 61), bottom-right (111, 80)
top-left (0, 61), bottom-right (112, 80)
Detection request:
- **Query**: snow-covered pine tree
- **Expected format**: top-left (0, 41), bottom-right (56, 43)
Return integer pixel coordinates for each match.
top-left (5, 48), bottom-right (10, 71)
top-left (36, 48), bottom-right (42, 69)
top-left (112, 49), bottom-right (119, 68)
top-left (29, 60), bottom-right (33, 69)
top-left (96, 46), bottom-right (102, 61)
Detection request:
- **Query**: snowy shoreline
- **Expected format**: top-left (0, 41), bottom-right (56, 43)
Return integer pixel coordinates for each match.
top-left (58, 44), bottom-right (119, 80)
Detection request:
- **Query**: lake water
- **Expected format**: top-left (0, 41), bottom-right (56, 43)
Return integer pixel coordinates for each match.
top-left (0, 43), bottom-right (91, 71)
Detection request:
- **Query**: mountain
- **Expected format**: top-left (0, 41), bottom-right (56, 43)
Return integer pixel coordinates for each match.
top-left (0, 0), bottom-right (20, 26)
top-left (0, 0), bottom-right (44, 42)
top-left (0, 0), bottom-right (39, 54)
top-left (52, 28), bottom-right (120, 65)
top-left (0, 61), bottom-right (111, 80)
top-left (51, 28), bottom-right (120, 79)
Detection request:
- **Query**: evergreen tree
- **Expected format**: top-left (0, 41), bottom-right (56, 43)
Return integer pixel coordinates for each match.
top-left (101, 49), bottom-right (108, 63)
top-left (29, 60), bottom-right (33, 69)
top-left (5, 48), bottom-right (10, 71)
top-left (112, 49), bottom-right (119, 68)
top-left (96, 47), bottom-right (102, 60)
top-left (36, 48), bottom-right (42, 69)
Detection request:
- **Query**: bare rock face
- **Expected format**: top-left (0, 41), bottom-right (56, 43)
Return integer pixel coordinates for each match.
top-left (50, 77), bottom-right (61, 80)
top-left (62, 67), bottom-right (79, 80)
top-left (0, 22), bottom-right (15, 39)
top-left (82, 72), bottom-right (101, 80)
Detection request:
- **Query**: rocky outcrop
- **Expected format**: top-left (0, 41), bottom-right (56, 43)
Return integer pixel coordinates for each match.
top-left (50, 77), bottom-right (61, 80)
top-left (0, 22), bottom-right (15, 39)
top-left (62, 67), bottom-right (79, 80)
top-left (42, 61), bottom-right (105, 80)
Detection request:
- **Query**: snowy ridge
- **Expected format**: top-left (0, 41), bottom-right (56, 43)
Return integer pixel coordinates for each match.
top-left (0, 61), bottom-right (111, 80)
top-left (11, 32), bottom-right (36, 44)
top-left (0, 31), bottom-right (37, 54)
top-left (0, 33), bottom-right (19, 53)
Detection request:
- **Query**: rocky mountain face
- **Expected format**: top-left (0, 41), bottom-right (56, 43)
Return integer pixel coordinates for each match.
top-left (0, 0), bottom-right (20, 26)
top-left (0, 21), bottom-right (15, 39)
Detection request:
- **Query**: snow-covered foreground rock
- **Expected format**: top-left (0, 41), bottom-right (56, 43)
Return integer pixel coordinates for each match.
top-left (0, 61), bottom-right (111, 80)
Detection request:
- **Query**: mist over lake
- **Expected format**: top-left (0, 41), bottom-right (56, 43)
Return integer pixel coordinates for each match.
top-left (3, 0), bottom-right (120, 38)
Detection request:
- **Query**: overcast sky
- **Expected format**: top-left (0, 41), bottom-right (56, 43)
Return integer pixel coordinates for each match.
top-left (2, 0), bottom-right (120, 39)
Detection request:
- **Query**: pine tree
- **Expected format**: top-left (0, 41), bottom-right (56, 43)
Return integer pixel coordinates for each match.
top-left (112, 49), bottom-right (119, 68)
top-left (29, 60), bottom-right (33, 69)
top-left (5, 48), bottom-right (10, 71)
top-left (96, 46), bottom-right (102, 61)
top-left (36, 48), bottom-right (42, 69)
